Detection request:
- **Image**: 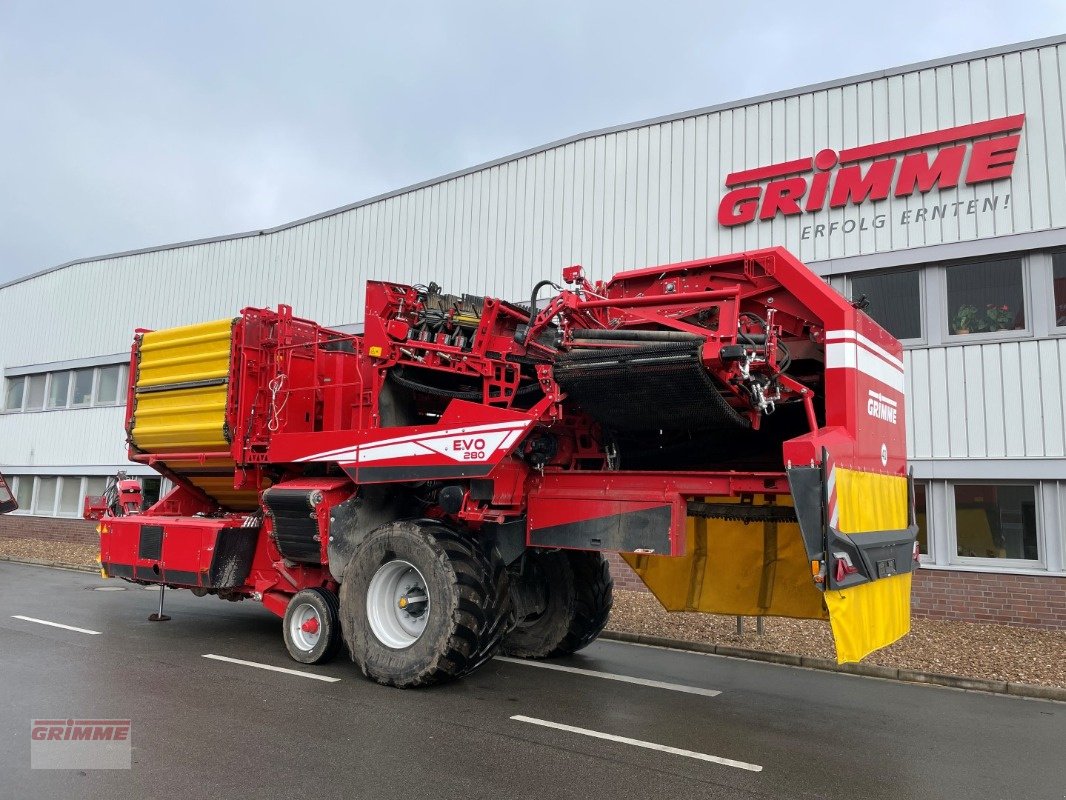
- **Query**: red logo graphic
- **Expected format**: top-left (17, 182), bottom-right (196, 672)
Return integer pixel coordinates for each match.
top-left (718, 114), bottom-right (1025, 227)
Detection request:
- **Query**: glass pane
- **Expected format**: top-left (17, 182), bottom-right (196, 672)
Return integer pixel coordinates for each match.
top-left (58, 477), bottom-right (82, 515)
top-left (72, 368), bottom-right (94, 405)
top-left (0, 476), bottom-right (13, 504)
top-left (914, 483), bottom-right (929, 555)
top-left (945, 258), bottom-right (1025, 335)
top-left (47, 372), bottom-right (71, 408)
top-left (1054, 253), bottom-right (1066, 328)
top-left (4, 377), bottom-right (25, 411)
top-left (955, 484), bottom-right (1038, 560)
top-left (15, 476), bottom-right (33, 509)
top-left (95, 366), bottom-right (121, 405)
top-left (35, 477), bottom-right (58, 515)
top-left (850, 270), bottom-right (922, 340)
top-left (24, 374), bottom-right (46, 410)
top-left (141, 477), bottom-right (162, 508)
top-left (85, 477), bottom-right (107, 498)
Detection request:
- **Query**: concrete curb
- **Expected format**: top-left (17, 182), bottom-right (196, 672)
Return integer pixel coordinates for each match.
top-left (601, 630), bottom-right (1066, 702)
top-left (0, 556), bottom-right (98, 574)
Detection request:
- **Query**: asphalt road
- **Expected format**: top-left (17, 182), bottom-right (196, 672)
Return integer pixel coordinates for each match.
top-left (1, 561), bottom-right (1062, 800)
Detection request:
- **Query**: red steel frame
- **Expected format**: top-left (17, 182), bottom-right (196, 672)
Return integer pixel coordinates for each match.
top-left (97, 247), bottom-right (907, 618)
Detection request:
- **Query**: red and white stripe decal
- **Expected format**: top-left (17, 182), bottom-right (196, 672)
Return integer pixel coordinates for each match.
top-left (825, 454), bottom-right (839, 531)
top-left (824, 329), bottom-right (904, 393)
top-left (295, 420), bottom-right (531, 465)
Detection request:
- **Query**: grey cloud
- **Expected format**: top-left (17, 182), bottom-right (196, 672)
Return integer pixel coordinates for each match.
top-left (2, 0), bottom-right (1063, 283)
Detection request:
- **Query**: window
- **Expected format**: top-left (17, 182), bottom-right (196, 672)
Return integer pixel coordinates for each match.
top-left (3, 363), bottom-right (127, 412)
top-left (24, 374), bottom-right (46, 411)
top-left (58, 477), bottom-right (82, 516)
top-left (14, 476), bottom-right (33, 510)
top-left (945, 258), bottom-right (1025, 336)
top-left (85, 476), bottom-right (107, 500)
top-left (1054, 252), bottom-right (1066, 328)
top-left (71, 368), bottom-right (94, 406)
top-left (47, 371), bottom-right (71, 408)
top-left (141, 477), bottom-right (162, 508)
top-left (34, 477), bottom-right (58, 515)
top-left (95, 365), bottom-right (123, 405)
top-left (850, 270), bottom-right (922, 340)
top-left (954, 484), bottom-right (1038, 561)
top-left (4, 376), bottom-right (25, 411)
top-left (914, 482), bottom-right (929, 556)
top-left (7, 474), bottom-right (122, 517)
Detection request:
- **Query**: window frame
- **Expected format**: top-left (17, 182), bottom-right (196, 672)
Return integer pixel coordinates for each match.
top-left (1, 363), bottom-right (128, 414)
top-left (11, 475), bottom-right (32, 513)
top-left (46, 370), bottom-right (73, 409)
top-left (23, 374), bottom-right (46, 411)
top-left (846, 268), bottom-right (927, 345)
top-left (56, 476), bottom-right (85, 518)
top-left (69, 367), bottom-right (97, 408)
top-left (947, 480), bottom-right (1043, 570)
top-left (4, 375), bottom-right (26, 412)
top-left (1051, 250), bottom-right (1066, 332)
top-left (913, 480), bottom-right (933, 563)
top-left (943, 256), bottom-right (1031, 343)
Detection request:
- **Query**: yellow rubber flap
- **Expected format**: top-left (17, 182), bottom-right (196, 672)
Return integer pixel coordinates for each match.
top-left (824, 572), bottom-right (912, 663)
top-left (622, 499), bottom-right (828, 620)
top-left (829, 468), bottom-right (912, 661)
top-left (836, 468), bottom-right (907, 533)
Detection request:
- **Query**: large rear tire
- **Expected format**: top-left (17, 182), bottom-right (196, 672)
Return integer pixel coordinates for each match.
top-left (339, 520), bottom-right (510, 688)
top-left (502, 550), bottom-right (613, 658)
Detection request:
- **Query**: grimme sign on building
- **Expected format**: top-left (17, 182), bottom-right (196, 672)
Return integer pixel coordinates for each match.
top-left (718, 115), bottom-right (1024, 238)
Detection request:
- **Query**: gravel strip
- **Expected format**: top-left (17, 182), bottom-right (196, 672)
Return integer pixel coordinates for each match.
top-left (606, 589), bottom-right (1066, 689)
top-left (0, 537), bottom-right (99, 570)
top-left (5, 537), bottom-right (1063, 689)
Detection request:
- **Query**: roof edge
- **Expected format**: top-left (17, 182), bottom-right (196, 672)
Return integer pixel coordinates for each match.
top-left (4, 32), bottom-right (1064, 292)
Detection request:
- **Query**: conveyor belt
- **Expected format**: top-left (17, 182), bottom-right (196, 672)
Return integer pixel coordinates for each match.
top-left (553, 341), bottom-right (749, 433)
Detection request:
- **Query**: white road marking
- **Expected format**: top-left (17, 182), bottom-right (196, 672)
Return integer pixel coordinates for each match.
top-left (511, 715), bottom-right (763, 772)
top-left (202, 654), bottom-right (341, 682)
top-left (11, 615), bottom-right (102, 635)
top-left (495, 656), bottom-right (721, 697)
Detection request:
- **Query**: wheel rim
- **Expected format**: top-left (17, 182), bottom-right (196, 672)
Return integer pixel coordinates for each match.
top-left (366, 559), bottom-right (430, 649)
top-left (289, 602), bottom-right (322, 652)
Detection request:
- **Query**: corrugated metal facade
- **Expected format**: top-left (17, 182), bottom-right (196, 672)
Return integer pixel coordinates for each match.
top-left (2, 36), bottom-right (1065, 489)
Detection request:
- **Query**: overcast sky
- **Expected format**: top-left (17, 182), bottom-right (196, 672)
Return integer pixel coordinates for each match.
top-left (1, 1), bottom-right (1064, 284)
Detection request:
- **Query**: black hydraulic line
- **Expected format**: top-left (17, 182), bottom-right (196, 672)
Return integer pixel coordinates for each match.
top-left (570, 329), bottom-right (703, 342)
top-left (529, 280), bottom-right (556, 318)
top-left (389, 369), bottom-right (542, 400)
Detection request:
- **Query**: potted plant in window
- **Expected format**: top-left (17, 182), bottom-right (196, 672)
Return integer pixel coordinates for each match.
top-left (985, 303), bottom-right (1013, 331)
top-left (951, 304), bottom-right (981, 335)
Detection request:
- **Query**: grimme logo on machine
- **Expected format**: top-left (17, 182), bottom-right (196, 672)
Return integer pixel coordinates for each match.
top-left (717, 114), bottom-right (1025, 227)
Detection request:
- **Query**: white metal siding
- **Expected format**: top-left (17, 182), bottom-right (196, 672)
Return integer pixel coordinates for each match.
top-left (0, 407), bottom-right (129, 468)
top-left (906, 339), bottom-right (1066, 460)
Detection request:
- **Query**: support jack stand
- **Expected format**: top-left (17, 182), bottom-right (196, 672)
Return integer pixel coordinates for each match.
top-left (149, 583), bottom-right (171, 622)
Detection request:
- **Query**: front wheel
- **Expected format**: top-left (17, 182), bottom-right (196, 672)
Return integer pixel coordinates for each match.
top-left (339, 520), bottom-right (510, 688)
top-left (282, 588), bottom-right (342, 664)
